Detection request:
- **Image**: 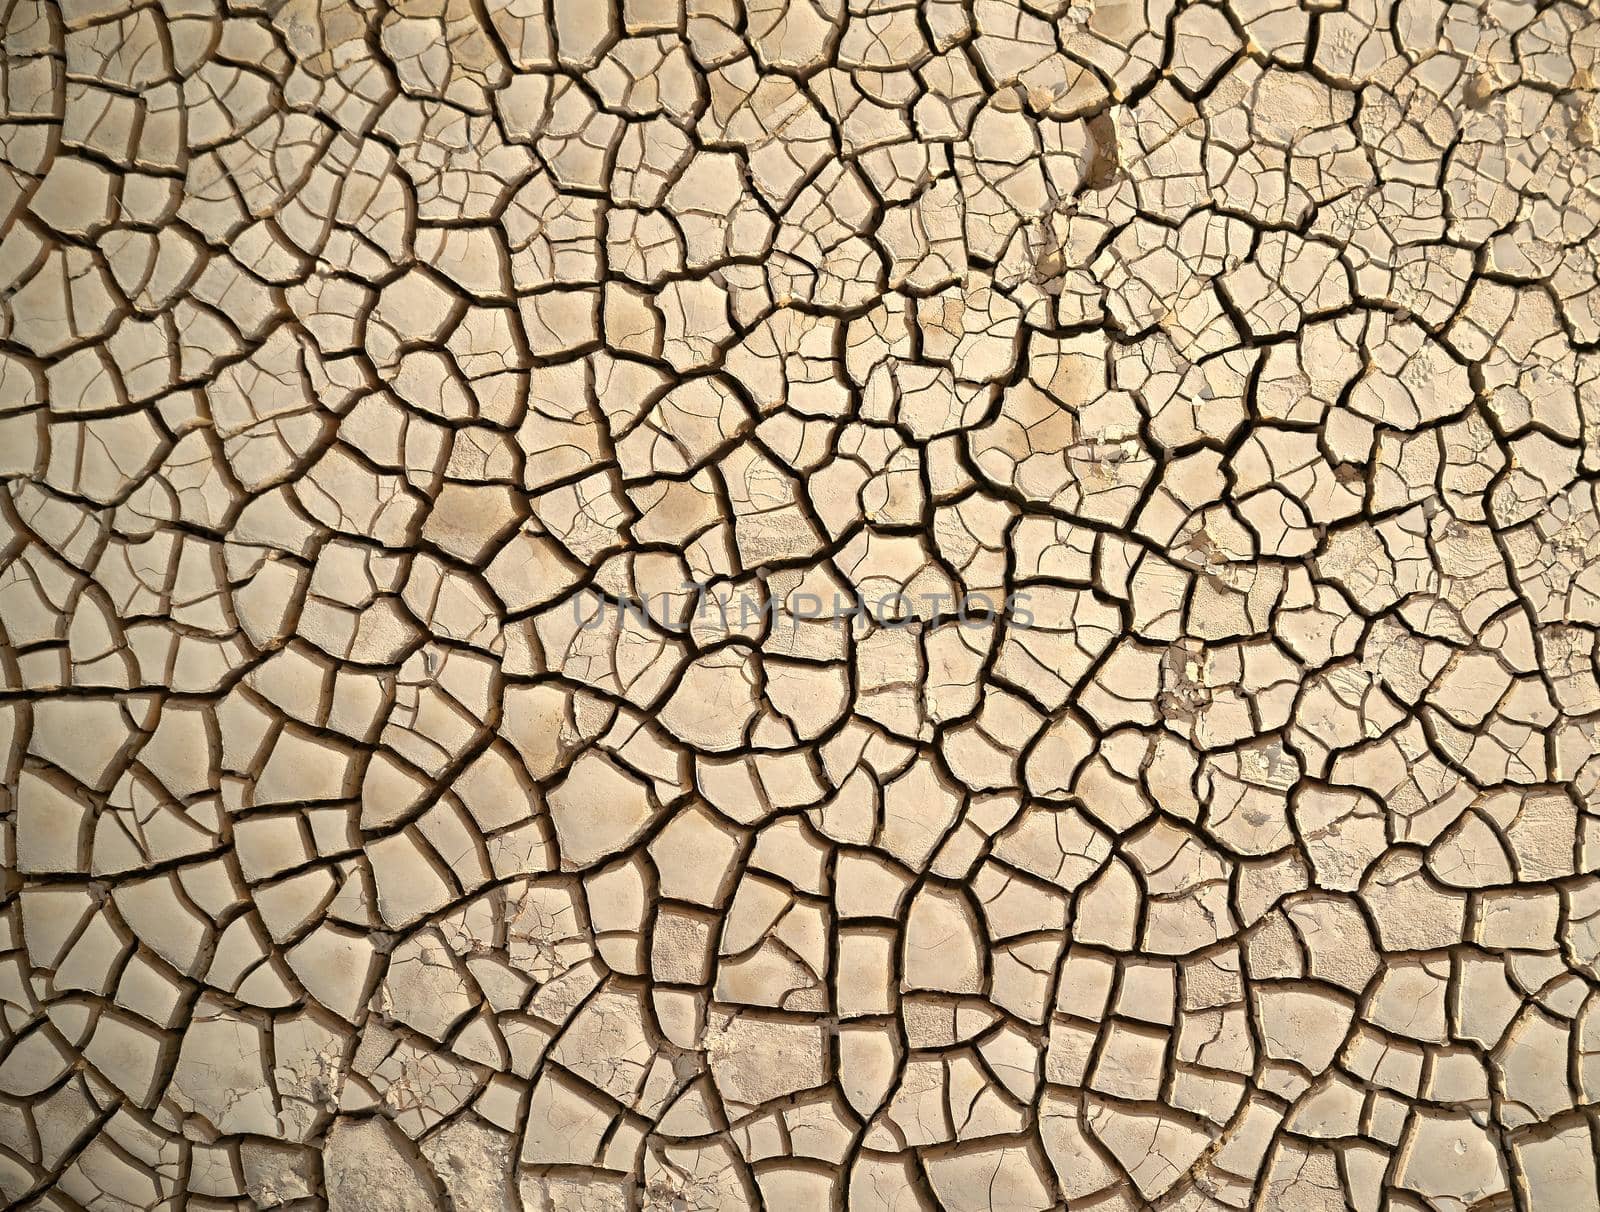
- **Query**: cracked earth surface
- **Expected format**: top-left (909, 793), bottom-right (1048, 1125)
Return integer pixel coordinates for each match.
top-left (2, 0), bottom-right (1600, 1208)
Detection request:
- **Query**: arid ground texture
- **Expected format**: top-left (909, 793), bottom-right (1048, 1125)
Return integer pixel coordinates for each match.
top-left (2, 0), bottom-right (1600, 1208)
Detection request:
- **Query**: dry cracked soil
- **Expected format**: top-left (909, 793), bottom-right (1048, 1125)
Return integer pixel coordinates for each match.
top-left (2, 0), bottom-right (1600, 1208)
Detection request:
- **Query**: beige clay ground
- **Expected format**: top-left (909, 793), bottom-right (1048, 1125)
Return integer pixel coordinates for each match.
top-left (2, 0), bottom-right (1600, 1208)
